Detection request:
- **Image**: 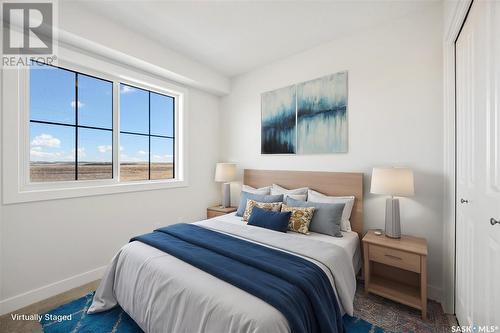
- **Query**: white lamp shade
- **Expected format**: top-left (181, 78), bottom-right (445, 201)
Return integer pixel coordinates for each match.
top-left (370, 167), bottom-right (414, 197)
top-left (215, 163), bottom-right (236, 182)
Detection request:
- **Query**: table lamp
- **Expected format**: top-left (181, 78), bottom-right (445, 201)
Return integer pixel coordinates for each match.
top-left (370, 167), bottom-right (414, 238)
top-left (215, 163), bottom-right (236, 208)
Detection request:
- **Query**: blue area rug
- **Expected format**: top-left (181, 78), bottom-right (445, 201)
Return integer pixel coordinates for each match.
top-left (42, 292), bottom-right (388, 333)
top-left (343, 315), bottom-right (388, 333)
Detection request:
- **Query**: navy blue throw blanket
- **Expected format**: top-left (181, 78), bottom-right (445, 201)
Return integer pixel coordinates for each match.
top-left (131, 224), bottom-right (343, 333)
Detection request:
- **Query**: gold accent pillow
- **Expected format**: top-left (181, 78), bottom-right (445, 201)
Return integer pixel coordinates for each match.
top-left (281, 204), bottom-right (315, 234)
top-left (243, 199), bottom-right (282, 221)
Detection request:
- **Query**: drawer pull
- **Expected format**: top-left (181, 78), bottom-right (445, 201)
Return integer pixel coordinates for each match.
top-left (384, 254), bottom-right (402, 260)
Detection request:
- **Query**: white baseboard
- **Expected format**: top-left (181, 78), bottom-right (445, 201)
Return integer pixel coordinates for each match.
top-left (428, 284), bottom-right (443, 304)
top-left (0, 266), bottom-right (106, 316)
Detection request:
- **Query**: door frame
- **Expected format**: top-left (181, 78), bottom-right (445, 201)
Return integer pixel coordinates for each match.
top-left (443, 0), bottom-right (473, 314)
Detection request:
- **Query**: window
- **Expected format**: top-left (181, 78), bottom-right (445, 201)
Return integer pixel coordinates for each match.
top-left (29, 63), bottom-right (113, 182)
top-left (28, 63), bottom-right (177, 184)
top-left (120, 84), bottom-right (175, 181)
top-left (2, 46), bottom-right (187, 204)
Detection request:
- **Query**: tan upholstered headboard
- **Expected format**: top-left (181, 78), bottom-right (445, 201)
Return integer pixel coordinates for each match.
top-left (243, 169), bottom-right (364, 239)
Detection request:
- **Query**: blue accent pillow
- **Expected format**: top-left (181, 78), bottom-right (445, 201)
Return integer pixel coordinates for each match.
top-left (247, 207), bottom-right (291, 233)
top-left (236, 191), bottom-right (284, 216)
top-left (286, 197), bottom-right (345, 237)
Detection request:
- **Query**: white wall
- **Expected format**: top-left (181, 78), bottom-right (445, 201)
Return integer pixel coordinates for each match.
top-left (0, 89), bottom-right (221, 311)
top-left (59, 2), bottom-right (230, 95)
top-left (0, 0), bottom-right (447, 313)
top-left (0, 8), bottom-right (223, 314)
top-left (220, 4), bottom-right (444, 300)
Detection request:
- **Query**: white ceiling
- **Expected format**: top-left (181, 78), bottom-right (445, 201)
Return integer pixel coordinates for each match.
top-left (79, 1), bottom-right (437, 77)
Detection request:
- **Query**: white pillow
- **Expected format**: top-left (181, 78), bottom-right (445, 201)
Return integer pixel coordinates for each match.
top-left (307, 189), bottom-right (355, 232)
top-left (271, 184), bottom-right (308, 201)
top-left (242, 184), bottom-right (271, 195)
top-left (286, 194), bottom-right (308, 201)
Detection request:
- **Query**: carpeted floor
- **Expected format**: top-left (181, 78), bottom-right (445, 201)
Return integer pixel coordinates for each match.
top-left (40, 293), bottom-right (388, 333)
top-left (354, 282), bottom-right (458, 333)
top-left (0, 281), bottom-right (458, 333)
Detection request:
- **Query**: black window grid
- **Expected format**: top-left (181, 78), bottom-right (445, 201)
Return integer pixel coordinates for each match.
top-left (29, 62), bottom-right (176, 182)
top-left (29, 62), bottom-right (114, 181)
top-left (119, 83), bottom-right (175, 180)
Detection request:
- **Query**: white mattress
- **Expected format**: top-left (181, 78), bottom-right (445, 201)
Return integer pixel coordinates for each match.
top-left (208, 212), bottom-right (362, 273)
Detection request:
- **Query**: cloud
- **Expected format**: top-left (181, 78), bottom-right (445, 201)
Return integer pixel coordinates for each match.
top-left (78, 148), bottom-right (86, 158)
top-left (137, 150), bottom-right (147, 155)
top-left (120, 145), bottom-right (124, 151)
top-left (152, 154), bottom-right (173, 163)
top-left (120, 154), bottom-right (143, 163)
top-left (120, 85), bottom-right (135, 94)
top-left (30, 149), bottom-right (61, 159)
top-left (71, 147), bottom-right (86, 158)
top-left (98, 145), bottom-right (112, 153)
top-left (31, 134), bottom-right (61, 148)
top-left (70, 101), bottom-right (85, 108)
top-left (30, 147), bottom-right (73, 162)
top-left (30, 146), bottom-right (78, 162)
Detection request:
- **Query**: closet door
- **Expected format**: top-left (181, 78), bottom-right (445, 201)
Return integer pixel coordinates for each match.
top-left (456, 0), bottom-right (500, 326)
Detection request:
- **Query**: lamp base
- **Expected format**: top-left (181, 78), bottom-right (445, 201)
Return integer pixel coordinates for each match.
top-left (385, 198), bottom-right (401, 239)
top-left (221, 183), bottom-right (231, 208)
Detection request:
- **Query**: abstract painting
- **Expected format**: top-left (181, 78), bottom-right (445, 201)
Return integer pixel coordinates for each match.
top-left (261, 85), bottom-right (296, 154)
top-left (297, 72), bottom-right (348, 153)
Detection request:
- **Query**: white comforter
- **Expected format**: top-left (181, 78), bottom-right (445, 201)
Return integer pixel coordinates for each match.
top-left (88, 214), bottom-right (358, 333)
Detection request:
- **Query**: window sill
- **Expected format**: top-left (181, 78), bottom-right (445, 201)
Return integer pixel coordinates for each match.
top-left (3, 179), bottom-right (189, 204)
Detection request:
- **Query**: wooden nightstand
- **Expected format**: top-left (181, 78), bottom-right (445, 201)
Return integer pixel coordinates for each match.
top-left (207, 206), bottom-right (237, 219)
top-left (362, 230), bottom-right (428, 319)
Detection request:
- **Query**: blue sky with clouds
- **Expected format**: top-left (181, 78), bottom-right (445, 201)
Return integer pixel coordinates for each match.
top-left (30, 65), bottom-right (174, 164)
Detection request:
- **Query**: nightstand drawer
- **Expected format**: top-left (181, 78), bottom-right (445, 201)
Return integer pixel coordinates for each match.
top-left (207, 206), bottom-right (237, 219)
top-left (207, 210), bottom-right (226, 219)
top-left (369, 244), bottom-right (421, 273)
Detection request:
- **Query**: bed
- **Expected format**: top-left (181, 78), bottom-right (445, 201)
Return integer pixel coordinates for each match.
top-left (88, 169), bottom-right (364, 333)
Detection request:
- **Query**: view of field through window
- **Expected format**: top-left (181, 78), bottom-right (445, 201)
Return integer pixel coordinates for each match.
top-left (119, 84), bottom-right (174, 181)
top-left (29, 63), bottom-right (175, 182)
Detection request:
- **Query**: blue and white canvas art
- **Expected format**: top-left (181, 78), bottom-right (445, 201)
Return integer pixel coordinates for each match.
top-left (260, 71), bottom-right (348, 155)
top-left (261, 85), bottom-right (296, 154)
top-left (297, 72), bottom-right (348, 153)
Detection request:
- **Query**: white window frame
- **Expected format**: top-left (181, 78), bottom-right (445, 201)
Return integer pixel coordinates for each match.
top-left (2, 45), bottom-right (189, 204)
